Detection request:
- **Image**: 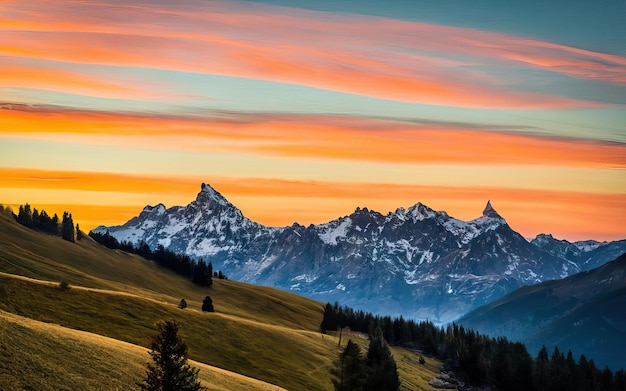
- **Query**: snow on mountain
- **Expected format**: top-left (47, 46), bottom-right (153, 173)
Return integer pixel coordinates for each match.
top-left (531, 233), bottom-right (626, 271)
top-left (317, 217), bottom-right (352, 245)
top-left (572, 239), bottom-right (603, 252)
top-left (94, 183), bottom-right (623, 324)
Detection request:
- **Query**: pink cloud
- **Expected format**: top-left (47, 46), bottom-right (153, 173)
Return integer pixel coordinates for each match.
top-left (1, 0), bottom-right (623, 108)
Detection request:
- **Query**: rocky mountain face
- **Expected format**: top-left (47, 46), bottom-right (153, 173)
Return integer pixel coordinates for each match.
top-left (94, 183), bottom-right (624, 324)
top-left (531, 233), bottom-right (626, 271)
top-left (458, 253), bottom-right (626, 370)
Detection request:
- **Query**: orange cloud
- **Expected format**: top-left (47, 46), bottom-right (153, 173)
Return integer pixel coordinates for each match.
top-left (2, 105), bottom-right (624, 168)
top-left (0, 64), bottom-right (137, 98)
top-left (0, 168), bottom-right (201, 195)
top-left (2, 1), bottom-right (622, 108)
top-left (1, 168), bottom-right (624, 241)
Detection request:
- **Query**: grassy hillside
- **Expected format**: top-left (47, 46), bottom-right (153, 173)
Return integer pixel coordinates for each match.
top-left (0, 309), bottom-right (285, 391)
top-left (0, 213), bottom-right (321, 331)
top-left (0, 213), bottom-right (447, 390)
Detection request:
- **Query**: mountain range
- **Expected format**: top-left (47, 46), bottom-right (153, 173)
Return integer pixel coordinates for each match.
top-left (458, 253), bottom-right (626, 370)
top-left (95, 183), bottom-right (626, 324)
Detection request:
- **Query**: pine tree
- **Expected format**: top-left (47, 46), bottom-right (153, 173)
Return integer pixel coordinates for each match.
top-left (601, 366), bottom-right (613, 390)
top-left (192, 259), bottom-right (212, 287)
top-left (17, 203), bottom-right (33, 227)
top-left (614, 369), bottom-right (626, 391)
top-left (76, 223), bottom-right (83, 240)
top-left (139, 320), bottom-right (205, 391)
top-left (321, 302), bottom-right (339, 333)
top-left (564, 350), bottom-right (579, 391)
top-left (61, 212), bottom-right (75, 242)
top-left (364, 327), bottom-right (400, 391)
top-left (332, 339), bottom-right (366, 391)
top-left (535, 345), bottom-right (550, 391)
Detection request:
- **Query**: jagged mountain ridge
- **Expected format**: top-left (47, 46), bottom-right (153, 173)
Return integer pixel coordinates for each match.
top-left (94, 183), bottom-right (622, 323)
top-left (531, 233), bottom-right (626, 271)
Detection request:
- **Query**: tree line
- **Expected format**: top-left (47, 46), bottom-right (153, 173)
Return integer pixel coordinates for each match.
top-left (321, 302), bottom-right (626, 391)
top-left (6, 203), bottom-right (81, 243)
top-left (88, 230), bottom-right (228, 287)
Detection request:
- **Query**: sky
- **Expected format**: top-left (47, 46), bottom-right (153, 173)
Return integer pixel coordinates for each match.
top-left (0, 0), bottom-right (625, 241)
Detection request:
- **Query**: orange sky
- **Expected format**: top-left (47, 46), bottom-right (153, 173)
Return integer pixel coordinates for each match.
top-left (2, 167), bottom-right (625, 241)
top-left (1, 0), bottom-right (625, 242)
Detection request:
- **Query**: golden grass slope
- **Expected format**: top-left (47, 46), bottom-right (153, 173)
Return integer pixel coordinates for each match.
top-left (0, 213), bottom-right (321, 331)
top-left (0, 212), bottom-right (447, 390)
top-left (0, 272), bottom-right (337, 391)
top-left (0, 309), bottom-right (285, 391)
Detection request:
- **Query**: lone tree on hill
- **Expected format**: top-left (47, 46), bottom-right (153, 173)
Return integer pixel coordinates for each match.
top-left (139, 320), bottom-right (205, 391)
top-left (201, 296), bottom-right (214, 312)
top-left (76, 223), bottom-right (84, 240)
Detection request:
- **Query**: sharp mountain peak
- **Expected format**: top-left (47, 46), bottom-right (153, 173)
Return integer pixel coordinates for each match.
top-left (196, 182), bottom-right (231, 207)
top-left (94, 182), bottom-right (626, 324)
top-left (482, 200), bottom-right (503, 219)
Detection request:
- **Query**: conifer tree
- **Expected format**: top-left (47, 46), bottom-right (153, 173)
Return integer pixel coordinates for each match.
top-left (139, 320), bottom-right (205, 391)
top-left (192, 259), bottom-right (212, 287)
top-left (61, 212), bottom-right (75, 242)
top-left (332, 339), bottom-right (366, 391)
top-left (17, 203), bottom-right (33, 227)
top-left (321, 302), bottom-right (339, 333)
top-left (364, 327), bottom-right (399, 391)
top-left (535, 345), bottom-right (550, 390)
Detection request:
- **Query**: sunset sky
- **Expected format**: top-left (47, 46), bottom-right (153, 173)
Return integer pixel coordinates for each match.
top-left (1, 0), bottom-right (625, 241)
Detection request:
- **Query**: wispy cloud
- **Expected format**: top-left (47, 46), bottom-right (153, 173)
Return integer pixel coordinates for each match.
top-left (0, 61), bottom-right (143, 99)
top-left (1, 1), bottom-right (624, 241)
top-left (2, 1), bottom-right (623, 108)
top-left (2, 104), bottom-right (624, 168)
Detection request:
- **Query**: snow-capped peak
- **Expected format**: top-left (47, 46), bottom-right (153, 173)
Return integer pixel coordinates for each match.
top-left (141, 203), bottom-right (166, 215)
top-left (95, 183), bottom-right (626, 325)
top-left (407, 202), bottom-right (437, 221)
top-left (533, 233), bottom-right (560, 245)
top-left (196, 182), bottom-right (230, 206)
top-left (572, 239), bottom-right (604, 252)
top-left (395, 202), bottom-right (437, 222)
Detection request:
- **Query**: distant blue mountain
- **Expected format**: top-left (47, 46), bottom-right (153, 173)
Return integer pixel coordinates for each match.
top-left (458, 253), bottom-right (626, 370)
top-left (95, 183), bottom-right (626, 324)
